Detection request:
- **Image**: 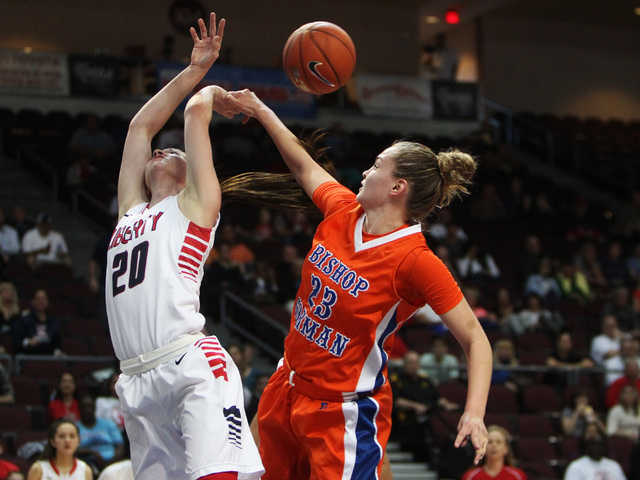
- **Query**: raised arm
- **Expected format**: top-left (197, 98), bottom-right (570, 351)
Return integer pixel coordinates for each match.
top-left (229, 89), bottom-right (336, 199)
top-left (117, 13), bottom-right (225, 218)
top-left (179, 85), bottom-right (240, 228)
top-left (440, 298), bottom-right (492, 465)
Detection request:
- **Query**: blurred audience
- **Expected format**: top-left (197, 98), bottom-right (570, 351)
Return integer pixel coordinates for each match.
top-left (418, 335), bottom-right (460, 384)
top-left (461, 425), bottom-right (528, 480)
top-left (21, 212), bottom-right (71, 269)
top-left (11, 288), bottom-right (63, 355)
top-left (47, 371), bottom-right (81, 423)
top-left (605, 384), bottom-right (640, 441)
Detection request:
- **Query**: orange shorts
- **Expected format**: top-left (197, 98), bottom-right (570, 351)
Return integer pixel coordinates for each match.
top-left (257, 366), bottom-right (392, 480)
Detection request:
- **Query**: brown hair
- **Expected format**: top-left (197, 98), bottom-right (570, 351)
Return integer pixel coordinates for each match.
top-left (486, 425), bottom-right (516, 466)
top-left (218, 133), bottom-right (475, 229)
top-left (390, 141), bottom-right (476, 228)
top-left (40, 419), bottom-right (80, 460)
top-left (220, 130), bottom-right (333, 219)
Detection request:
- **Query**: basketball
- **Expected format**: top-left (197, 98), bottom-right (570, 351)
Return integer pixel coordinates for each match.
top-left (282, 21), bottom-right (356, 95)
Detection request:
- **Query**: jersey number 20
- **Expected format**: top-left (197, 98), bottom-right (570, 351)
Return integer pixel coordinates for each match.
top-left (111, 241), bottom-right (149, 296)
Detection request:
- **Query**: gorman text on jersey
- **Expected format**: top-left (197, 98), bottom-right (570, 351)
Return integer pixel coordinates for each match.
top-left (292, 243), bottom-right (370, 357)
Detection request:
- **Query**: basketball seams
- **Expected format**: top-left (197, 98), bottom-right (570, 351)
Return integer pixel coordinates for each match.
top-left (283, 21), bottom-right (355, 95)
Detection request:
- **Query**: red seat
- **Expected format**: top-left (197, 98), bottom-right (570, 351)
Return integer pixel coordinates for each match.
top-left (0, 405), bottom-right (33, 430)
top-left (437, 381), bottom-right (468, 406)
top-left (11, 376), bottom-right (44, 406)
top-left (487, 384), bottom-right (518, 414)
top-left (516, 436), bottom-right (558, 462)
top-left (522, 384), bottom-right (561, 413)
top-left (516, 413), bottom-right (557, 438)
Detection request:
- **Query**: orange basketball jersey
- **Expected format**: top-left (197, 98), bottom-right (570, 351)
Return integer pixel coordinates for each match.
top-left (285, 182), bottom-right (462, 397)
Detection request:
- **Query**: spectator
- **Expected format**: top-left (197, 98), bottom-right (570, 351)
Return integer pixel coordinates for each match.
top-left (11, 288), bottom-right (63, 355)
top-left (418, 335), bottom-right (460, 384)
top-left (557, 257), bottom-right (593, 305)
top-left (21, 212), bottom-right (71, 269)
top-left (425, 208), bottom-right (467, 245)
top-left (26, 419), bottom-right (93, 480)
top-left (606, 384), bottom-right (640, 441)
top-left (604, 337), bottom-right (640, 386)
top-left (76, 395), bottom-right (125, 473)
top-left (95, 373), bottom-right (125, 433)
top-left (245, 371), bottom-right (272, 423)
top-left (47, 371), bottom-right (81, 423)
top-left (561, 388), bottom-right (606, 438)
top-left (0, 207), bottom-right (21, 263)
top-left (545, 330), bottom-right (595, 390)
top-left (8, 205), bottom-right (34, 240)
top-left (516, 235), bottom-right (543, 288)
top-left (0, 362), bottom-right (14, 404)
top-left (463, 285), bottom-right (499, 331)
top-left (216, 223), bottom-right (255, 269)
top-left (390, 351), bottom-right (458, 464)
top-left (505, 293), bottom-right (563, 338)
top-left (523, 257), bottom-right (562, 308)
top-left (573, 241), bottom-right (608, 299)
top-left (6, 470), bottom-right (24, 480)
top-left (602, 287), bottom-right (639, 336)
top-left (461, 425), bottom-right (528, 480)
top-left (601, 240), bottom-right (632, 290)
top-left (491, 338), bottom-right (530, 394)
top-left (225, 343), bottom-right (253, 409)
top-left (456, 242), bottom-right (501, 288)
top-left (0, 441), bottom-right (21, 479)
top-left (0, 281), bottom-right (21, 351)
top-left (605, 360), bottom-right (640, 409)
top-left (493, 287), bottom-right (519, 332)
top-left (590, 315), bottom-right (625, 366)
top-left (563, 434), bottom-right (626, 480)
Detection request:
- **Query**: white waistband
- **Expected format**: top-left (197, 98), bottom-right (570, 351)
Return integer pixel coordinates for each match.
top-left (120, 333), bottom-right (205, 375)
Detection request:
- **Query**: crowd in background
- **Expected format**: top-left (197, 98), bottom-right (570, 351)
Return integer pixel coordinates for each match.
top-left (0, 106), bottom-right (640, 480)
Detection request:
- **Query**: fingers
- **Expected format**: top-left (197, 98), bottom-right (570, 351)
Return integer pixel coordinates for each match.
top-left (209, 12), bottom-right (216, 37)
top-left (216, 18), bottom-right (226, 41)
top-left (198, 17), bottom-right (208, 39)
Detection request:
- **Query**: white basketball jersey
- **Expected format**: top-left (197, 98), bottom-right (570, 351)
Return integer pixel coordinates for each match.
top-left (105, 196), bottom-right (216, 360)
top-left (38, 459), bottom-right (89, 480)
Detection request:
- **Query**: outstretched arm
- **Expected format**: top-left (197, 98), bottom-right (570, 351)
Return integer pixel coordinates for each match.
top-left (117, 12), bottom-right (225, 218)
top-left (440, 298), bottom-right (492, 465)
top-left (229, 89), bottom-right (336, 199)
top-left (179, 85), bottom-right (240, 228)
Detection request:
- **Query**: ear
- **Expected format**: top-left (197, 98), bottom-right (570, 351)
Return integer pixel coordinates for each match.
top-left (391, 179), bottom-right (408, 196)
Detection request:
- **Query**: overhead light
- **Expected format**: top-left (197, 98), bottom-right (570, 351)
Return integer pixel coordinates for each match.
top-left (23, 47), bottom-right (33, 54)
top-left (424, 15), bottom-right (440, 24)
top-left (634, 6), bottom-right (640, 15)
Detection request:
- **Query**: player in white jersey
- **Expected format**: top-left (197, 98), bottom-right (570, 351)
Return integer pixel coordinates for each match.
top-left (105, 13), bottom-right (263, 480)
top-left (27, 420), bottom-right (92, 480)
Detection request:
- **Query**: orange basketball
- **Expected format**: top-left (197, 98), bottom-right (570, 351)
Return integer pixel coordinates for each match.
top-left (282, 21), bottom-right (356, 95)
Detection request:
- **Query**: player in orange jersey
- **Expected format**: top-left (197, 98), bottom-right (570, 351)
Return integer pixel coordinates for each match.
top-left (229, 89), bottom-right (492, 480)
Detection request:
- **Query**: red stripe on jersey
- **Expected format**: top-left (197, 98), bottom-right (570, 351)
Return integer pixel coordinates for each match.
top-left (178, 254), bottom-right (200, 268)
top-left (181, 245), bottom-right (204, 262)
top-left (184, 234), bottom-right (208, 253)
top-left (178, 262), bottom-right (198, 276)
top-left (187, 222), bottom-right (212, 243)
top-left (196, 337), bottom-right (229, 381)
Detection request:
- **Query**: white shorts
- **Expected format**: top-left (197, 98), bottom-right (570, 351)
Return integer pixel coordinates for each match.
top-left (116, 335), bottom-right (264, 480)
